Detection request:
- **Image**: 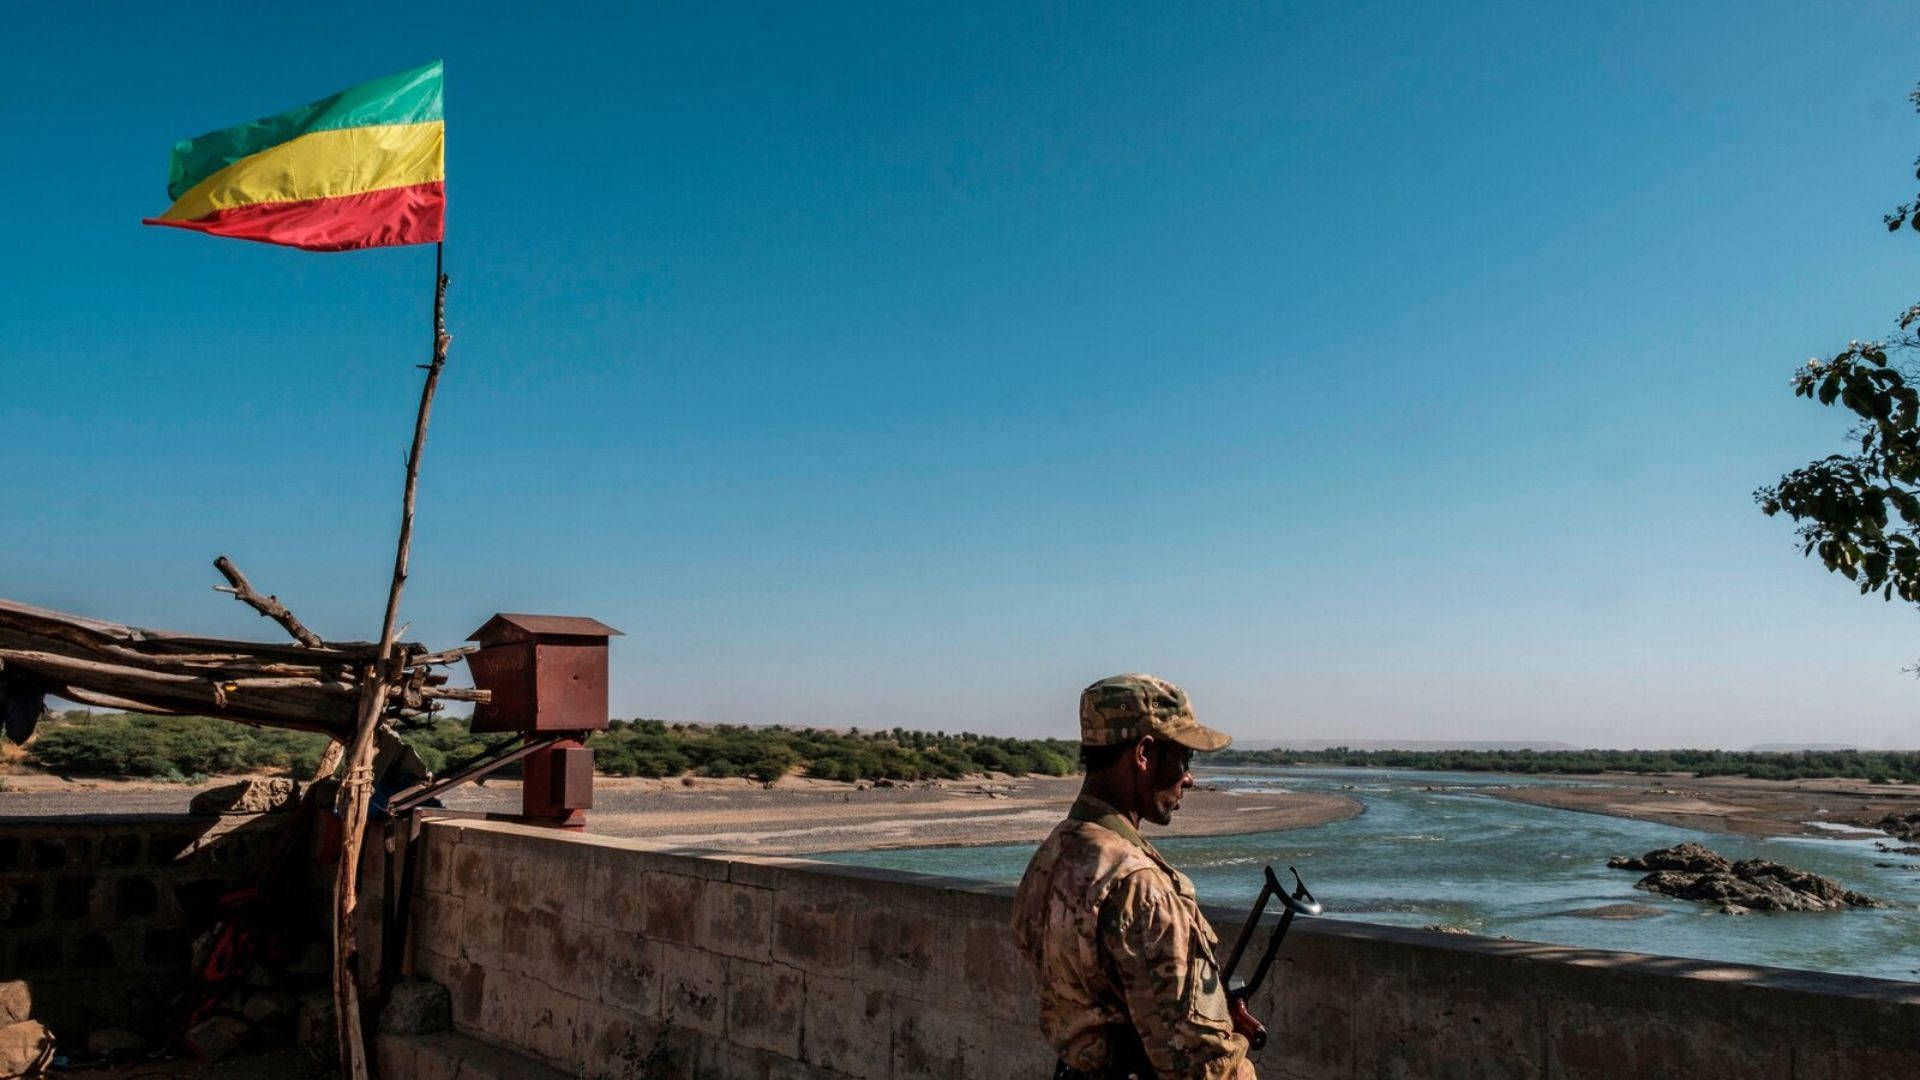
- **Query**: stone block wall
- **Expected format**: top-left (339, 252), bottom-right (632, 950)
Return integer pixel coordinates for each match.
top-left (406, 819), bottom-right (1052, 1078)
top-left (0, 814), bottom-right (293, 1041)
top-left (405, 818), bottom-right (1920, 1080)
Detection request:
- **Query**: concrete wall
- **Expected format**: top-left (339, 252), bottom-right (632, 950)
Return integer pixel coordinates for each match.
top-left (0, 814), bottom-right (293, 1041)
top-left (405, 818), bottom-right (1920, 1080)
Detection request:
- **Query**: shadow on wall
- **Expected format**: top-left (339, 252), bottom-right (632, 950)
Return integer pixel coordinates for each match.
top-left (0, 801), bottom-right (329, 1059)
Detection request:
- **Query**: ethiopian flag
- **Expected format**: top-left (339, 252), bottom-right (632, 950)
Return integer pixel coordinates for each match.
top-left (144, 61), bottom-right (444, 252)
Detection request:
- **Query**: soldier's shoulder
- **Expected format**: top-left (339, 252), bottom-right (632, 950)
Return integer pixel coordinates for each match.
top-left (1056, 818), bottom-right (1157, 864)
top-left (1020, 817), bottom-right (1162, 889)
top-left (1014, 818), bottom-right (1152, 931)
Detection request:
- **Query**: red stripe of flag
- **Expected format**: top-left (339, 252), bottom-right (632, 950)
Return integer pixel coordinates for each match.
top-left (143, 181), bottom-right (445, 253)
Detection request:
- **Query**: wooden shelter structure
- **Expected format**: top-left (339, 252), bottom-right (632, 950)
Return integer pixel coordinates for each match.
top-left (0, 557), bottom-right (491, 1079)
top-left (0, 591), bottom-right (480, 743)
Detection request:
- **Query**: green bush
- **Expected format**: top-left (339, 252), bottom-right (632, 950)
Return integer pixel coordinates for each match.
top-left (583, 721), bottom-right (1079, 783)
top-left (25, 710), bottom-right (1086, 785)
top-left (27, 712), bottom-right (328, 779)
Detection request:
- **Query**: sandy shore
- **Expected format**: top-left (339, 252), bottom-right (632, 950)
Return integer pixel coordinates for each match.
top-left (0, 772), bottom-right (1364, 855)
top-left (442, 775), bottom-right (1365, 854)
top-left (1487, 772), bottom-right (1920, 839)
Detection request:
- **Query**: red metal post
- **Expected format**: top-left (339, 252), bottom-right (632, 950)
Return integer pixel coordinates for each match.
top-left (521, 738), bottom-right (593, 828)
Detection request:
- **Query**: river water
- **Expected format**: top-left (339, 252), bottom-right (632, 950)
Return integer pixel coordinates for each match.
top-left (813, 767), bottom-right (1920, 983)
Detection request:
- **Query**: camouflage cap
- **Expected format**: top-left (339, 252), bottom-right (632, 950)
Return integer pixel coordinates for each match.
top-left (1078, 673), bottom-right (1231, 752)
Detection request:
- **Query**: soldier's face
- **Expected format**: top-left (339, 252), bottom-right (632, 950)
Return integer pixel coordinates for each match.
top-left (1141, 742), bottom-right (1195, 826)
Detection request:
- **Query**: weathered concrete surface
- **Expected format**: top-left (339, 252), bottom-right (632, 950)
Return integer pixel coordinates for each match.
top-left (188, 777), bottom-right (298, 816)
top-left (378, 1028), bottom-right (573, 1080)
top-left (399, 817), bottom-right (1920, 1080)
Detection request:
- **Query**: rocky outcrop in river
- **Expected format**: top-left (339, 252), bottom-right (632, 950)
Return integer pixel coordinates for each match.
top-left (1874, 810), bottom-right (1920, 842)
top-left (1605, 842), bottom-right (1884, 914)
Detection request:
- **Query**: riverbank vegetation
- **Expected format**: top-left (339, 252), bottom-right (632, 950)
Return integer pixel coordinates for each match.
top-left (23, 710), bottom-right (329, 780)
top-left (23, 710), bottom-right (1915, 784)
top-left (17, 711), bottom-right (1078, 783)
top-left (1214, 747), bottom-right (1920, 783)
top-left (587, 719), bottom-right (1077, 781)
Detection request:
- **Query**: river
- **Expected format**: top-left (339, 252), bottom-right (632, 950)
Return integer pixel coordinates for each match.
top-left (812, 767), bottom-right (1920, 983)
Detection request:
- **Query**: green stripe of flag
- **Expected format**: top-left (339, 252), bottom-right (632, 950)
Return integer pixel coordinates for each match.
top-left (165, 60), bottom-right (444, 201)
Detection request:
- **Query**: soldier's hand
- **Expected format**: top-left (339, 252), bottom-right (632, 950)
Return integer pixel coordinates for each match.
top-left (1228, 995), bottom-right (1266, 1052)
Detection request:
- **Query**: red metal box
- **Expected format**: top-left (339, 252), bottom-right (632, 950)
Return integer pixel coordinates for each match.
top-left (464, 614), bottom-right (622, 734)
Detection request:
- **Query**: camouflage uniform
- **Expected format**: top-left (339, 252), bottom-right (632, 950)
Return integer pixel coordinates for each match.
top-left (1012, 675), bottom-right (1252, 1080)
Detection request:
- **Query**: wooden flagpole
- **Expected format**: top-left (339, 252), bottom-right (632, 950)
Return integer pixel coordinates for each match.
top-left (333, 241), bottom-right (449, 1078)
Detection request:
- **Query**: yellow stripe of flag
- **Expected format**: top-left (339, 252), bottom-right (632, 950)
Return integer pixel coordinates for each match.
top-left (158, 121), bottom-right (445, 222)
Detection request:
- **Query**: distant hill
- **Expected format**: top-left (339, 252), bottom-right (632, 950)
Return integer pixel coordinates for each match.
top-left (1214, 746), bottom-right (1920, 782)
top-left (1235, 738), bottom-right (1578, 752)
top-left (1745, 743), bottom-right (1861, 752)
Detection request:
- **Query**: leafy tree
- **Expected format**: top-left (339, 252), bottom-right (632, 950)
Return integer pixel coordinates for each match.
top-left (1758, 86), bottom-right (1920, 604)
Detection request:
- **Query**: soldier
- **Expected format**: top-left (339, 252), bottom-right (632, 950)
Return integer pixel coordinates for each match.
top-left (1012, 674), bottom-right (1258, 1080)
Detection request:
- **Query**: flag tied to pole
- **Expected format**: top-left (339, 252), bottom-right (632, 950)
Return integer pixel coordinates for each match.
top-left (143, 61), bottom-right (444, 252)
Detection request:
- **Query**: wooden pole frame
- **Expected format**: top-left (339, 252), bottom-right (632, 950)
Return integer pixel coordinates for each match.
top-left (333, 242), bottom-right (449, 1078)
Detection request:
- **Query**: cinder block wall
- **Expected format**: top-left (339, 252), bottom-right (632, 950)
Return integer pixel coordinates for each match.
top-left (0, 814), bottom-right (294, 1041)
top-left (406, 818), bottom-right (1051, 1078)
top-left (406, 818), bottom-right (1920, 1080)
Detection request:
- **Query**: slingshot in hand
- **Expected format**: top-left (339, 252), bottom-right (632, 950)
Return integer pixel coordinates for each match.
top-left (1220, 865), bottom-right (1321, 1052)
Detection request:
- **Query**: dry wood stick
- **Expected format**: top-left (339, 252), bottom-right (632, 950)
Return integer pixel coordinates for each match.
top-left (54, 686), bottom-right (186, 715)
top-left (213, 556), bottom-right (326, 648)
top-left (0, 648), bottom-right (351, 697)
top-left (418, 686), bottom-right (490, 702)
top-left (0, 607), bottom-right (361, 663)
top-left (210, 556), bottom-right (350, 781)
top-left (51, 644), bottom-right (329, 675)
top-left (312, 740), bottom-right (347, 782)
top-left (222, 676), bottom-right (358, 692)
top-left (333, 249), bottom-right (449, 1080)
top-left (405, 644), bottom-right (478, 667)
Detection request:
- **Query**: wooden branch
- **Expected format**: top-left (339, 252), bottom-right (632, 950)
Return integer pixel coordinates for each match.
top-left (0, 648), bottom-right (351, 699)
top-left (213, 556), bottom-right (325, 648)
top-left (311, 740), bottom-right (346, 782)
top-left (86, 648), bottom-right (331, 677)
top-left (0, 596), bottom-right (391, 664)
top-left (0, 648), bottom-right (356, 738)
top-left (418, 686), bottom-right (490, 703)
top-left (53, 685), bottom-right (187, 715)
top-left (209, 557), bottom-right (348, 784)
top-left (405, 645), bottom-right (477, 668)
top-left (0, 594), bottom-right (441, 754)
top-left (222, 676), bottom-right (358, 692)
top-left (335, 256), bottom-right (450, 1080)
top-left (94, 648), bottom-right (256, 664)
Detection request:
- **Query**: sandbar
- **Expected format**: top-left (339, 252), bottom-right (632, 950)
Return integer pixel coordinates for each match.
top-left (1486, 773), bottom-right (1920, 840)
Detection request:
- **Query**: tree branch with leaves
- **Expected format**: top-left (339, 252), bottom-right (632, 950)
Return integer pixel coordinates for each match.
top-left (1756, 85), bottom-right (1920, 608)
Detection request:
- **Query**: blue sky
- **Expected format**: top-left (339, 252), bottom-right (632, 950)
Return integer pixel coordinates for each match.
top-left (6, 3), bottom-right (1920, 747)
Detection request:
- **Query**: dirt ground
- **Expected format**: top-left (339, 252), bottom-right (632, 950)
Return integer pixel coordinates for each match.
top-left (1488, 772), bottom-right (1920, 839)
top-left (1, 771), bottom-right (1363, 855)
top-left (56, 1046), bottom-right (333, 1079)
